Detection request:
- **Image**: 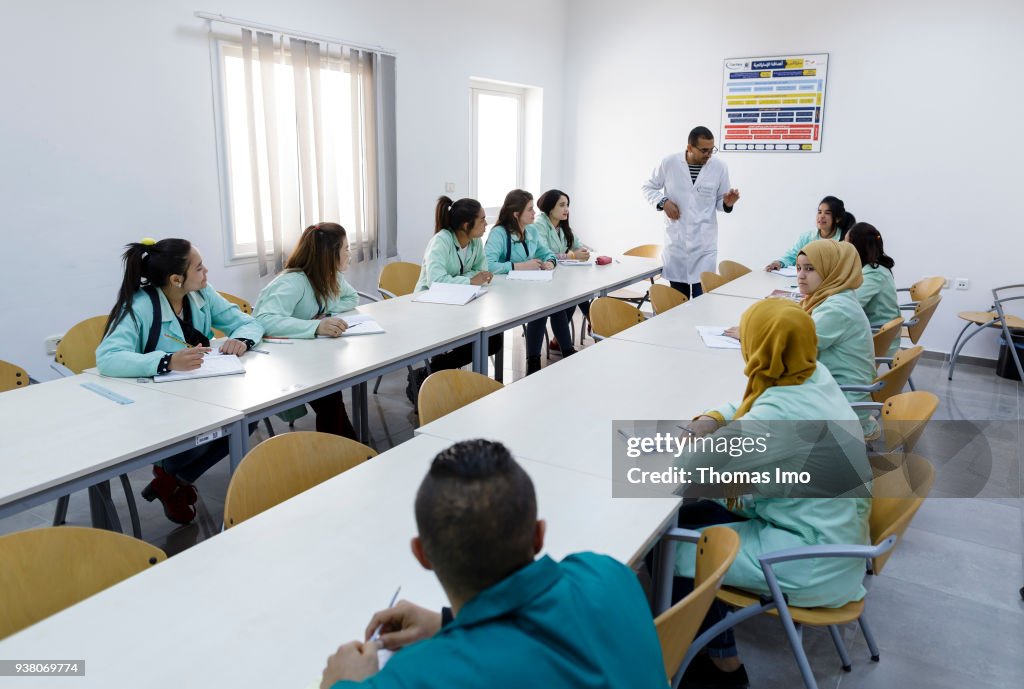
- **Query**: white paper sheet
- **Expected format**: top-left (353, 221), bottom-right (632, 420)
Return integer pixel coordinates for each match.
top-left (154, 351), bottom-right (245, 382)
top-left (412, 283), bottom-right (487, 305)
top-left (696, 326), bottom-right (742, 350)
top-left (771, 266), bottom-right (798, 277)
top-left (506, 271), bottom-right (554, 281)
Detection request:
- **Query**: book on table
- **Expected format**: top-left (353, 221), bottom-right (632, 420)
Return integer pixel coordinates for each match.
top-left (331, 312), bottom-right (386, 336)
top-left (412, 283), bottom-right (488, 305)
top-left (154, 351), bottom-right (245, 382)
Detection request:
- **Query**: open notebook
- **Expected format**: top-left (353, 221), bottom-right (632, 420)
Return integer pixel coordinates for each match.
top-left (696, 326), bottom-right (742, 350)
top-left (412, 283), bottom-right (487, 305)
top-left (154, 351), bottom-right (245, 382)
top-left (337, 313), bottom-right (386, 336)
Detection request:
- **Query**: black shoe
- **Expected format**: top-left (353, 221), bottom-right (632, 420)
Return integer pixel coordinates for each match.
top-left (406, 366), bottom-right (430, 411)
top-left (680, 654), bottom-right (749, 689)
top-left (526, 356), bottom-right (542, 376)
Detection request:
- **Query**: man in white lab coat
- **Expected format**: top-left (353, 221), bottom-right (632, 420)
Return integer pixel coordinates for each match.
top-left (642, 126), bottom-right (740, 299)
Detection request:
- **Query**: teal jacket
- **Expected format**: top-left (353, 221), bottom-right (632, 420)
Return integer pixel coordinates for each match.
top-left (527, 212), bottom-right (583, 258)
top-left (334, 554), bottom-right (666, 689)
top-left (777, 229), bottom-right (839, 267)
top-left (414, 230), bottom-right (488, 292)
top-left (855, 265), bottom-right (900, 357)
top-left (484, 224), bottom-right (556, 275)
top-left (675, 366), bottom-right (872, 608)
top-left (253, 270), bottom-right (359, 338)
top-left (96, 284), bottom-right (263, 377)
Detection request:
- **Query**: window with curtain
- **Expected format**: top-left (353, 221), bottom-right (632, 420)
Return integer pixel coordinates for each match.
top-left (212, 29), bottom-right (397, 274)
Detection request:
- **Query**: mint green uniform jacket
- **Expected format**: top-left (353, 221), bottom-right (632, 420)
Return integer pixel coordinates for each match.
top-left (855, 265), bottom-right (900, 357)
top-left (527, 213), bottom-right (583, 258)
top-left (414, 230), bottom-right (488, 292)
top-left (253, 271), bottom-right (359, 338)
top-left (675, 366), bottom-right (872, 608)
top-left (777, 229), bottom-right (839, 267)
top-left (96, 284), bottom-right (263, 377)
top-left (333, 554), bottom-right (666, 689)
top-left (484, 224), bottom-right (556, 275)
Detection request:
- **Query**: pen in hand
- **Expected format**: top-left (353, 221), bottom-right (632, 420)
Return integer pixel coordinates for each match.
top-left (369, 586), bottom-right (403, 642)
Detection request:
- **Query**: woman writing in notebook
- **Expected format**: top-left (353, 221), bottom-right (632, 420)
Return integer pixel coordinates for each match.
top-left (96, 238), bottom-right (264, 524)
top-left (252, 222), bottom-right (360, 439)
top-left (845, 222), bottom-right (901, 357)
top-left (485, 189), bottom-right (576, 375)
top-left (764, 196), bottom-right (855, 271)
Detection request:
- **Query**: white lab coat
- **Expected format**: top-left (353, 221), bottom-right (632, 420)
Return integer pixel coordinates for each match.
top-left (642, 153), bottom-right (731, 284)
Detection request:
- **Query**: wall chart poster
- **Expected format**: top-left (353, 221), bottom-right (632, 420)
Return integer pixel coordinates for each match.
top-left (720, 53), bottom-right (828, 152)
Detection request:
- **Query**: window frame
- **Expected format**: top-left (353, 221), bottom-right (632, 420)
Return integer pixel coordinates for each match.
top-left (470, 80), bottom-right (526, 222)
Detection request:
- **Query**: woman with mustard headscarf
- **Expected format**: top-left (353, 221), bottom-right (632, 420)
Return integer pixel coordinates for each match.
top-left (671, 299), bottom-right (871, 686)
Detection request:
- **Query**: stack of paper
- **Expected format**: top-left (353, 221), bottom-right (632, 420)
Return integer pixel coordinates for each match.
top-left (696, 326), bottom-right (742, 350)
top-left (558, 259), bottom-right (594, 266)
top-left (412, 283), bottom-right (487, 305)
top-left (154, 351), bottom-right (245, 382)
top-left (766, 289), bottom-right (803, 302)
top-left (506, 271), bottom-right (553, 281)
top-left (339, 313), bottom-right (386, 336)
top-left (771, 266), bottom-right (798, 277)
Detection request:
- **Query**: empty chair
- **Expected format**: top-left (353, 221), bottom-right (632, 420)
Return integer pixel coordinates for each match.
top-left (378, 261), bottom-right (421, 299)
top-left (589, 297), bottom-right (646, 340)
top-left (607, 244), bottom-right (662, 308)
top-left (949, 284), bottom-right (1024, 381)
top-left (0, 359), bottom-right (30, 391)
top-left (418, 369), bottom-right (504, 426)
top-left (0, 526), bottom-right (165, 639)
top-left (897, 276), bottom-right (944, 308)
top-left (871, 316), bottom-right (905, 358)
top-left (223, 432), bottom-right (377, 528)
top-left (717, 260), bottom-right (751, 281)
top-left (649, 284), bottom-right (688, 315)
top-left (699, 271), bottom-right (729, 294)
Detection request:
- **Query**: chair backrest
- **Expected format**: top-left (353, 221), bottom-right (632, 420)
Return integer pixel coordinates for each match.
top-left (718, 260), bottom-right (751, 281)
top-left (623, 244), bottom-right (661, 259)
top-left (378, 262), bottom-right (421, 299)
top-left (217, 291), bottom-right (254, 314)
top-left (654, 527), bottom-right (740, 682)
top-left (872, 345), bottom-right (924, 403)
top-left (0, 360), bottom-right (30, 391)
top-left (872, 316), bottom-right (905, 358)
top-left (590, 297), bottom-right (646, 339)
top-left (905, 294), bottom-right (941, 344)
top-left (649, 284), bottom-right (688, 315)
top-left (223, 432), bottom-right (377, 527)
top-left (418, 370), bottom-right (504, 426)
top-left (879, 391), bottom-right (939, 454)
top-left (868, 454), bottom-right (935, 574)
top-left (0, 526), bottom-right (165, 639)
top-left (908, 277), bottom-right (945, 302)
top-left (54, 315), bottom-right (109, 374)
top-left (700, 271), bottom-right (729, 293)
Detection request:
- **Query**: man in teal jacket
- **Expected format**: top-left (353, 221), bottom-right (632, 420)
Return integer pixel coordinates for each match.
top-left (319, 440), bottom-right (667, 689)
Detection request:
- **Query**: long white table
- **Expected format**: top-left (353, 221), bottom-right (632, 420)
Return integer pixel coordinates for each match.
top-left (710, 269), bottom-right (799, 300)
top-left (610, 292), bottom-right (758, 353)
top-left (0, 433), bottom-right (679, 689)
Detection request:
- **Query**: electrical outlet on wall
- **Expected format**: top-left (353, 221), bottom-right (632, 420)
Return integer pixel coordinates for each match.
top-left (955, 278), bottom-right (969, 290)
top-left (44, 334), bottom-right (63, 355)
top-left (444, 182), bottom-right (455, 193)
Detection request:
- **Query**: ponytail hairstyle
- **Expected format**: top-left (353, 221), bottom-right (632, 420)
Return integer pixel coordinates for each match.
top-left (536, 189), bottom-right (574, 252)
top-left (284, 222), bottom-right (347, 306)
top-left (494, 189), bottom-right (534, 239)
top-left (846, 222), bottom-right (895, 271)
top-left (105, 239), bottom-right (192, 336)
top-left (819, 196), bottom-right (856, 239)
top-left (435, 196), bottom-right (484, 237)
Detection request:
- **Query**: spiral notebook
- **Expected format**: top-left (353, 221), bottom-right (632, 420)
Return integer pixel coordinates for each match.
top-left (153, 351), bottom-right (245, 382)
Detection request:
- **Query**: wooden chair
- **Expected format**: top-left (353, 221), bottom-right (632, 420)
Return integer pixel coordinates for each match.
top-left (871, 316), bottom-right (904, 358)
top-left (607, 244), bottom-right (662, 308)
top-left (877, 391), bottom-right (940, 454)
top-left (688, 455), bottom-right (935, 689)
top-left (223, 432), bottom-right (377, 528)
top-left (589, 297), bottom-right (646, 340)
top-left (700, 271), bottom-right (729, 294)
top-left (417, 370), bottom-right (504, 426)
top-left (901, 293), bottom-right (941, 344)
top-left (0, 359), bottom-right (30, 391)
top-left (949, 284), bottom-right (1024, 381)
top-left (378, 261), bottom-right (421, 299)
top-left (870, 345), bottom-right (924, 404)
top-left (655, 526), bottom-right (740, 686)
top-left (0, 526), bottom-right (165, 639)
top-left (718, 260), bottom-right (751, 281)
top-left (649, 284), bottom-right (688, 315)
top-left (897, 276), bottom-right (944, 308)
top-left (217, 291), bottom-right (254, 314)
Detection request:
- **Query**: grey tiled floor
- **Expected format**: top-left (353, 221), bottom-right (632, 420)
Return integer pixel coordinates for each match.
top-left (3, 335), bottom-right (1022, 688)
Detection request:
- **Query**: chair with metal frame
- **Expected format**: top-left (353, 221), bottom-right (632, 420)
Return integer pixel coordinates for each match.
top-left (589, 297), bottom-right (646, 340)
top-left (948, 284), bottom-right (1024, 381)
top-left (372, 262), bottom-right (423, 394)
top-left (896, 276), bottom-right (944, 310)
top-left (718, 260), bottom-right (752, 282)
top-left (417, 369), bottom-right (504, 426)
top-left (700, 271), bottom-right (730, 294)
top-left (649, 284), bottom-right (689, 315)
top-left (871, 316), bottom-right (905, 359)
top-left (0, 359), bottom-right (32, 391)
top-left (607, 244), bottom-right (662, 309)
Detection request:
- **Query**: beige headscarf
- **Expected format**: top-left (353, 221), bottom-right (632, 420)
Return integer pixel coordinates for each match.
top-left (799, 239), bottom-right (863, 313)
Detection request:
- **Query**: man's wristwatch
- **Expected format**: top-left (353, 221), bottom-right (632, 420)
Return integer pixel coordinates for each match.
top-left (656, 197), bottom-right (668, 211)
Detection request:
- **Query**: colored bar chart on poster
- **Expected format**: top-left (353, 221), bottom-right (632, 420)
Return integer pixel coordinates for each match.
top-left (720, 53), bottom-right (828, 152)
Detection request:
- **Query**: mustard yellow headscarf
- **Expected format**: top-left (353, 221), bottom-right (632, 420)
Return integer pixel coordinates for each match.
top-left (733, 299), bottom-right (818, 419)
top-left (798, 239), bottom-right (863, 313)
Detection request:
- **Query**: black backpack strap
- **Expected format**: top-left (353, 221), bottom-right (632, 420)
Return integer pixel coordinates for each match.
top-left (505, 227), bottom-right (512, 264)
top-left (143, 286), bottom-right (162, 354)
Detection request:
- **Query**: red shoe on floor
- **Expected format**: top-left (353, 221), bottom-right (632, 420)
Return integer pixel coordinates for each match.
top-left (142, 472), bottom-right (197, 525)
top-left (153, 466), bottom-right (198, 505)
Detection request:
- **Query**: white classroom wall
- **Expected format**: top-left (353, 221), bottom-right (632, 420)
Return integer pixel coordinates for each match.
top-left (563, 0), bottom-right (1024, 359)
top-left (0, 0), bottom-right (568, 378)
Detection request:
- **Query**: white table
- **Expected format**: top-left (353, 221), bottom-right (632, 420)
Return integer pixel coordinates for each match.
top-left (710, 269), bottom-right (800, 300)
top-left (0, 375), bottom-right (243, 531)
top-left (610, 293), bottom-right (758, 353)
top-left (0, 433), bottom-right (678, 689)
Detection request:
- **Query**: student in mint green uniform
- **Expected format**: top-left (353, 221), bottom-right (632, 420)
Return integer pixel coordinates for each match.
top-left (764, 195), bottom-right (855, 271)
top-left (485, 189), bottom-right (575, 375)
top-left (672, 299), bottom-right (871, 685)
top-left (319, 440), bottom-right (666, 689)
top-left (96, 238), bottom-right (264, 524)
top-left (529, 189), bottom-right (592, 348)
top-left (798, 240), bottom-right (880, 438)
top-left (253, 223), bottom-right (359, 439)
top-left (846, 223), bottom-right (901, 358)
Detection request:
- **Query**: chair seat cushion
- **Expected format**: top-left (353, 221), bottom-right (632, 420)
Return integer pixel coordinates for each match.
top-left (716, 586), bottom-right (865, 626)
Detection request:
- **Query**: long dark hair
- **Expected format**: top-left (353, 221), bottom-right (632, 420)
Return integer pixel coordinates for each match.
top-left (284, 222), bottom-right (347, 305)
top-left (494, 189), bottom-right (533, 239)
top-left (435, 196), bottom-right (483, 237)
top-left (846, 222), bottom-right (895, 270)
top-left (105, 239), bottom-right (193, 335)
top-left (820, 196), bottom-right (855, 239)
top-left (536, 189), bottom-right (574, 251)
